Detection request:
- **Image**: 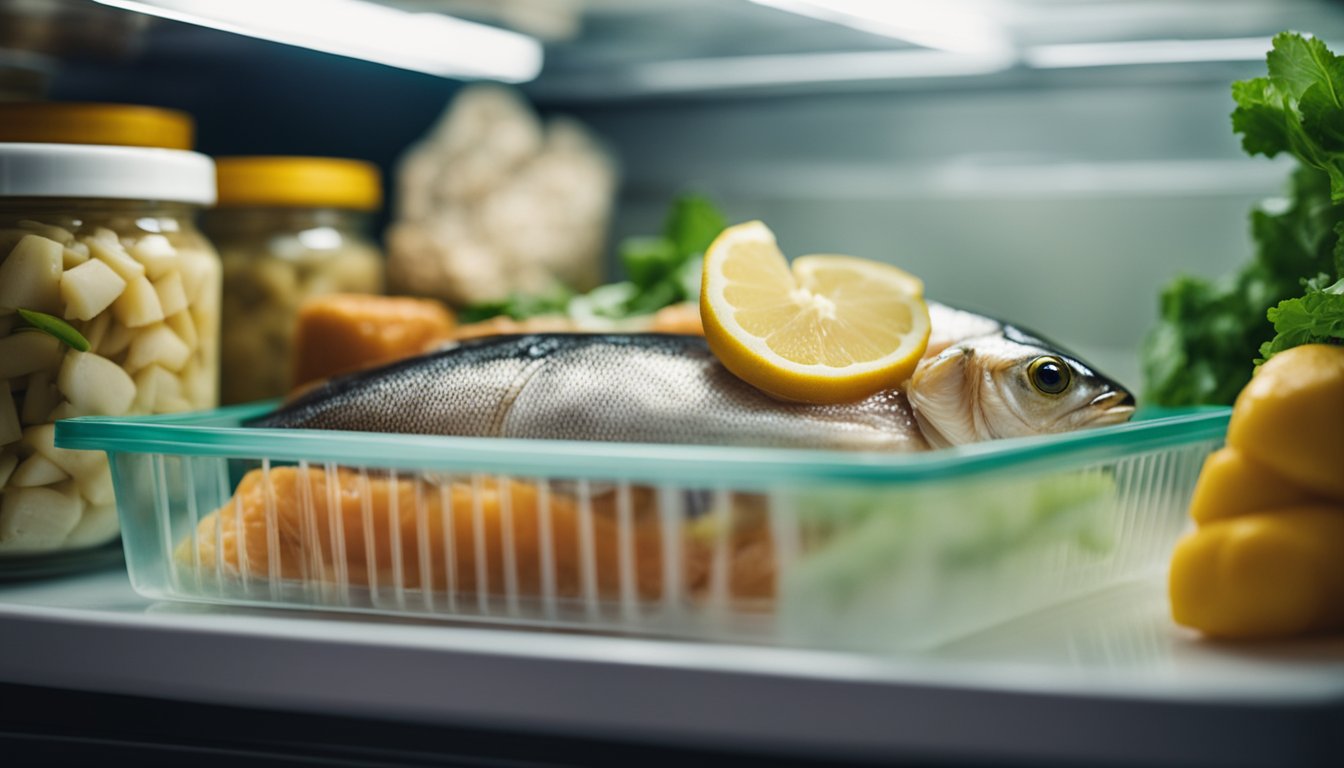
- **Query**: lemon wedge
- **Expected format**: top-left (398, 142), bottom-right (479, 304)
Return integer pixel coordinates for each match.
top-left (700, 221), bottom-right (930, 404)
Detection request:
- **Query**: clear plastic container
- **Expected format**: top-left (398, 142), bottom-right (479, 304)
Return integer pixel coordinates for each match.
top-left (0, 105), bottom-right (219, 570)
top-left (204, 157), bottom-right (384, 405)
top-left (56, 406), bottom-right (1228, 651)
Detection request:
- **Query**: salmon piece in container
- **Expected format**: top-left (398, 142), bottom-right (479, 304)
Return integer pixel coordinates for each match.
top-left (178, 465), bottom-right (776, 609)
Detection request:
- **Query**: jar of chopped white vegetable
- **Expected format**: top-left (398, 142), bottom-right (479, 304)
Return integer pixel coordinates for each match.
top-left (203, 156), bottom-right (383, 405)
top-left (0, 103), bottom-right (219, 569)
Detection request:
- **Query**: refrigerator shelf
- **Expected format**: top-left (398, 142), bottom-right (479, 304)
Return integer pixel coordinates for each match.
top-left (1, 568), bottom-right (1341, 766)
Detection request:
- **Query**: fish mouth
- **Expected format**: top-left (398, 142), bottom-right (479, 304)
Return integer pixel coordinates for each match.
top-left (1089, 390), bottom-right (1137, 425)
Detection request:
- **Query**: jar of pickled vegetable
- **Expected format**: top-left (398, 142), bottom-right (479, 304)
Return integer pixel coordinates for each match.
top-left (0, 103), bottom-right (220, 572)
top-left (204, 157), bottom-right (384, 404)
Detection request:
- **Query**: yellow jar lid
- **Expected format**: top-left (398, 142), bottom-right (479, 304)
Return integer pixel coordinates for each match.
top-left (0, 102), bottom-right (194, 150)
top-left (215, 156), bottom-right (383, 212)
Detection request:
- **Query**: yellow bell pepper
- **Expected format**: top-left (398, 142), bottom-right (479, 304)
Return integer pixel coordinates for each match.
top-left (1226, 344), bottom-right (1344, 503)
top-left (1186, 448), bottom-right (1324, 525)
top-left (1170, 506), bottom-right (1344, 639)
top-left (1170, 344), bottom-right (1344, 639)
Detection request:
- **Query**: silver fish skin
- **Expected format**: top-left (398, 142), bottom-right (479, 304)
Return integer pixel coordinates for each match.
top-left (257, 334), bottom-right (931, 452)
top-left (257, 305), bottom-right (1135, 451)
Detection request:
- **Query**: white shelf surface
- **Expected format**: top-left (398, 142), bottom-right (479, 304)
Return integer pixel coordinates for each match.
top-left (2, 567), bottom-right (1342, 766)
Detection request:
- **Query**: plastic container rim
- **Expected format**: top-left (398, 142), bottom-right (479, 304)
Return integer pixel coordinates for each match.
top-left (55, 405), bottom-right (1231, 485)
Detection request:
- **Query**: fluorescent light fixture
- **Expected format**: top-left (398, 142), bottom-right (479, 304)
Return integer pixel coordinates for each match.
top-left (749, 0), bottom-right (1011, 57)
top-left (1026, 38), bottom-right (1274, 69)
top-left (625, 49), bottom-right (1011, 94)
top-left (92, 0), bottom-right (543, 82)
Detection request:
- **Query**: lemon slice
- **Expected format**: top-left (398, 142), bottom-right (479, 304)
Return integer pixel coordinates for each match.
top-left (700, 221), bottom-right (931, 404)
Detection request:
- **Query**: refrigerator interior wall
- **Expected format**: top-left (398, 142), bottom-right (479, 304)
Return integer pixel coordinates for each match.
top-left (23, 0), bottom-right (1344, 386)
top-left (558, 79), bottom-right (1284, 387)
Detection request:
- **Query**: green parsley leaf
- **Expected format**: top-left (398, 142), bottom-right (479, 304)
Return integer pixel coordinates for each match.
top-left (1257, 277), bottom-right (1344, 362)
top-left (1145, 33), bottom-right (1344, 405)
top-left (619, 236), bottom-right (679, 290)
top-left (663, 194), bottom-right (727, 261)
top-left (1142, 165), bottom-right (1344, 405)
top-left (1232, 77), bottom-right (1292, 157)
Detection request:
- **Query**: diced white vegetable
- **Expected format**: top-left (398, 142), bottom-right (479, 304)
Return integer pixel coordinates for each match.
top-left (253, 258), bottom-right (298, 301)
top-left (124, 323), bottom-right (190, 373)
top-left (9, 453), bottom-right (70, 486)
top-left (182, 360), bottom-right (215, 408)
top-left (77, 463), bottom-right (115, 506)
top-left (24, 423), bottom-right (107, 486)
top-left (190, 296), bottom-right (220, 363)
top-left (60, 257), bottom-right (127, 321)
top-left (18, 220), bottom-right (74, 245)
top-left (80, 311), bottom-right (110, 351)
top-left (0, 382), bottom-right (20, 446)
top-left (328, 251), bottom-right (382, 292)
top-left (90, 227), bottom-right (120, 245)
top-left (0, 230), bottom-right (27, 260)
top-left (153, 271), bottom-right (188, 317)
top-left (0, 484), bottom-right (82, 551)
top-left (157, 397), bottom-right (193, 413)
top-left (57, 350), bottom-right (136, 416)
top-left (132, 364), bottom-right (181, 412)
top-left (62, 242), bottom-right (90, 270)
top-left (65, 502), bottom-right (120, 548)
top-left (0, 234), bottom-right (64, 312)
top-left (178, 252), bottom-right (217, 304)
top-left (0, 450), bottom-right (16, 487)
top-left (87, 235), bottom-right (145, 282)
top-left (98, 320), bottom-right (135, 357)
top-left (165, 310), bottom-right (197, 348)
top-left (21, 370), bottom-right (59, 425)
top-left (48, 402), bottom-right (85, 421)
top-left (111, 274), bottom-right (164, 328)
top-left (129, 234), bottom-right (178, 280)
top-left (0, 332), bottom-right (63, 379)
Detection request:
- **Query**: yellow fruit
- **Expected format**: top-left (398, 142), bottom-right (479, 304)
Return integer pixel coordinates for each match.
top-left (1227, 344), bottom-right (1344, 503)
top-left (1169, 505), bottom-right (1344, 639)
top-left (700, 221), bottom-right (930, 404)
top-left (1187, 447), bottom-right (1324, 525)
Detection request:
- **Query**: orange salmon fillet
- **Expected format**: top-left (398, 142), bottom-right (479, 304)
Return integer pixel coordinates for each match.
top-left (180, 466), bottom-right (776, 604)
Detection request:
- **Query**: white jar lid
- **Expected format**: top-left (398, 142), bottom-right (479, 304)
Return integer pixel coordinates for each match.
top-left (0, 142), bottom-right (216, 205)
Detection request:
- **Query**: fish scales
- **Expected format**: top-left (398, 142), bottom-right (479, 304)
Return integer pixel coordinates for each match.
top-left (259, 334), bottom-right (930, 451)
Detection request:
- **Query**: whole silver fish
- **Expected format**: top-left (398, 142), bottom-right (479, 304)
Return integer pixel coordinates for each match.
top-left (256, 302), bottom-right (1134, 451)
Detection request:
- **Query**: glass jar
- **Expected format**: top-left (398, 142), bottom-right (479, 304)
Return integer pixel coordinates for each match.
top-left (203, 157), bottom-right (384, 405)
top-left (0, 105), bottom-right (219, 572)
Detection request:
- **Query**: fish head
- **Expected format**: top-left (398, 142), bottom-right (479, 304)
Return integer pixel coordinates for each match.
top-left (907, 327), bottom-right (1135, 448)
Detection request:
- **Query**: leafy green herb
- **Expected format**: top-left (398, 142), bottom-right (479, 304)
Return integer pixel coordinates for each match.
top-left (458, 284), bottom-right (573, 324)
top-left (663, 193), bottom-right (727, 261)
top-left (567, 282), bottom-right (638, 322)
top-left (15, 308), bottom-right (90, 352)
top-left (1258, 276), bottom-right (1344, 362)
top-left (1144, 32), bottom-right (1344, 405)
top-left (1232, 33), bottom-right (1344, 202)
top-left (619, 236), bottom-right (679, 290)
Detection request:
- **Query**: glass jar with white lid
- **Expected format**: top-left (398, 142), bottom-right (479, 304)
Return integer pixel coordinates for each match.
top-left (0, 103), bottom-right (220, 575)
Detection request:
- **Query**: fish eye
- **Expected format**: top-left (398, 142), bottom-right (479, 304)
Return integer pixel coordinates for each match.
top-left (1028, 356), bottom-right (1071, 396)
